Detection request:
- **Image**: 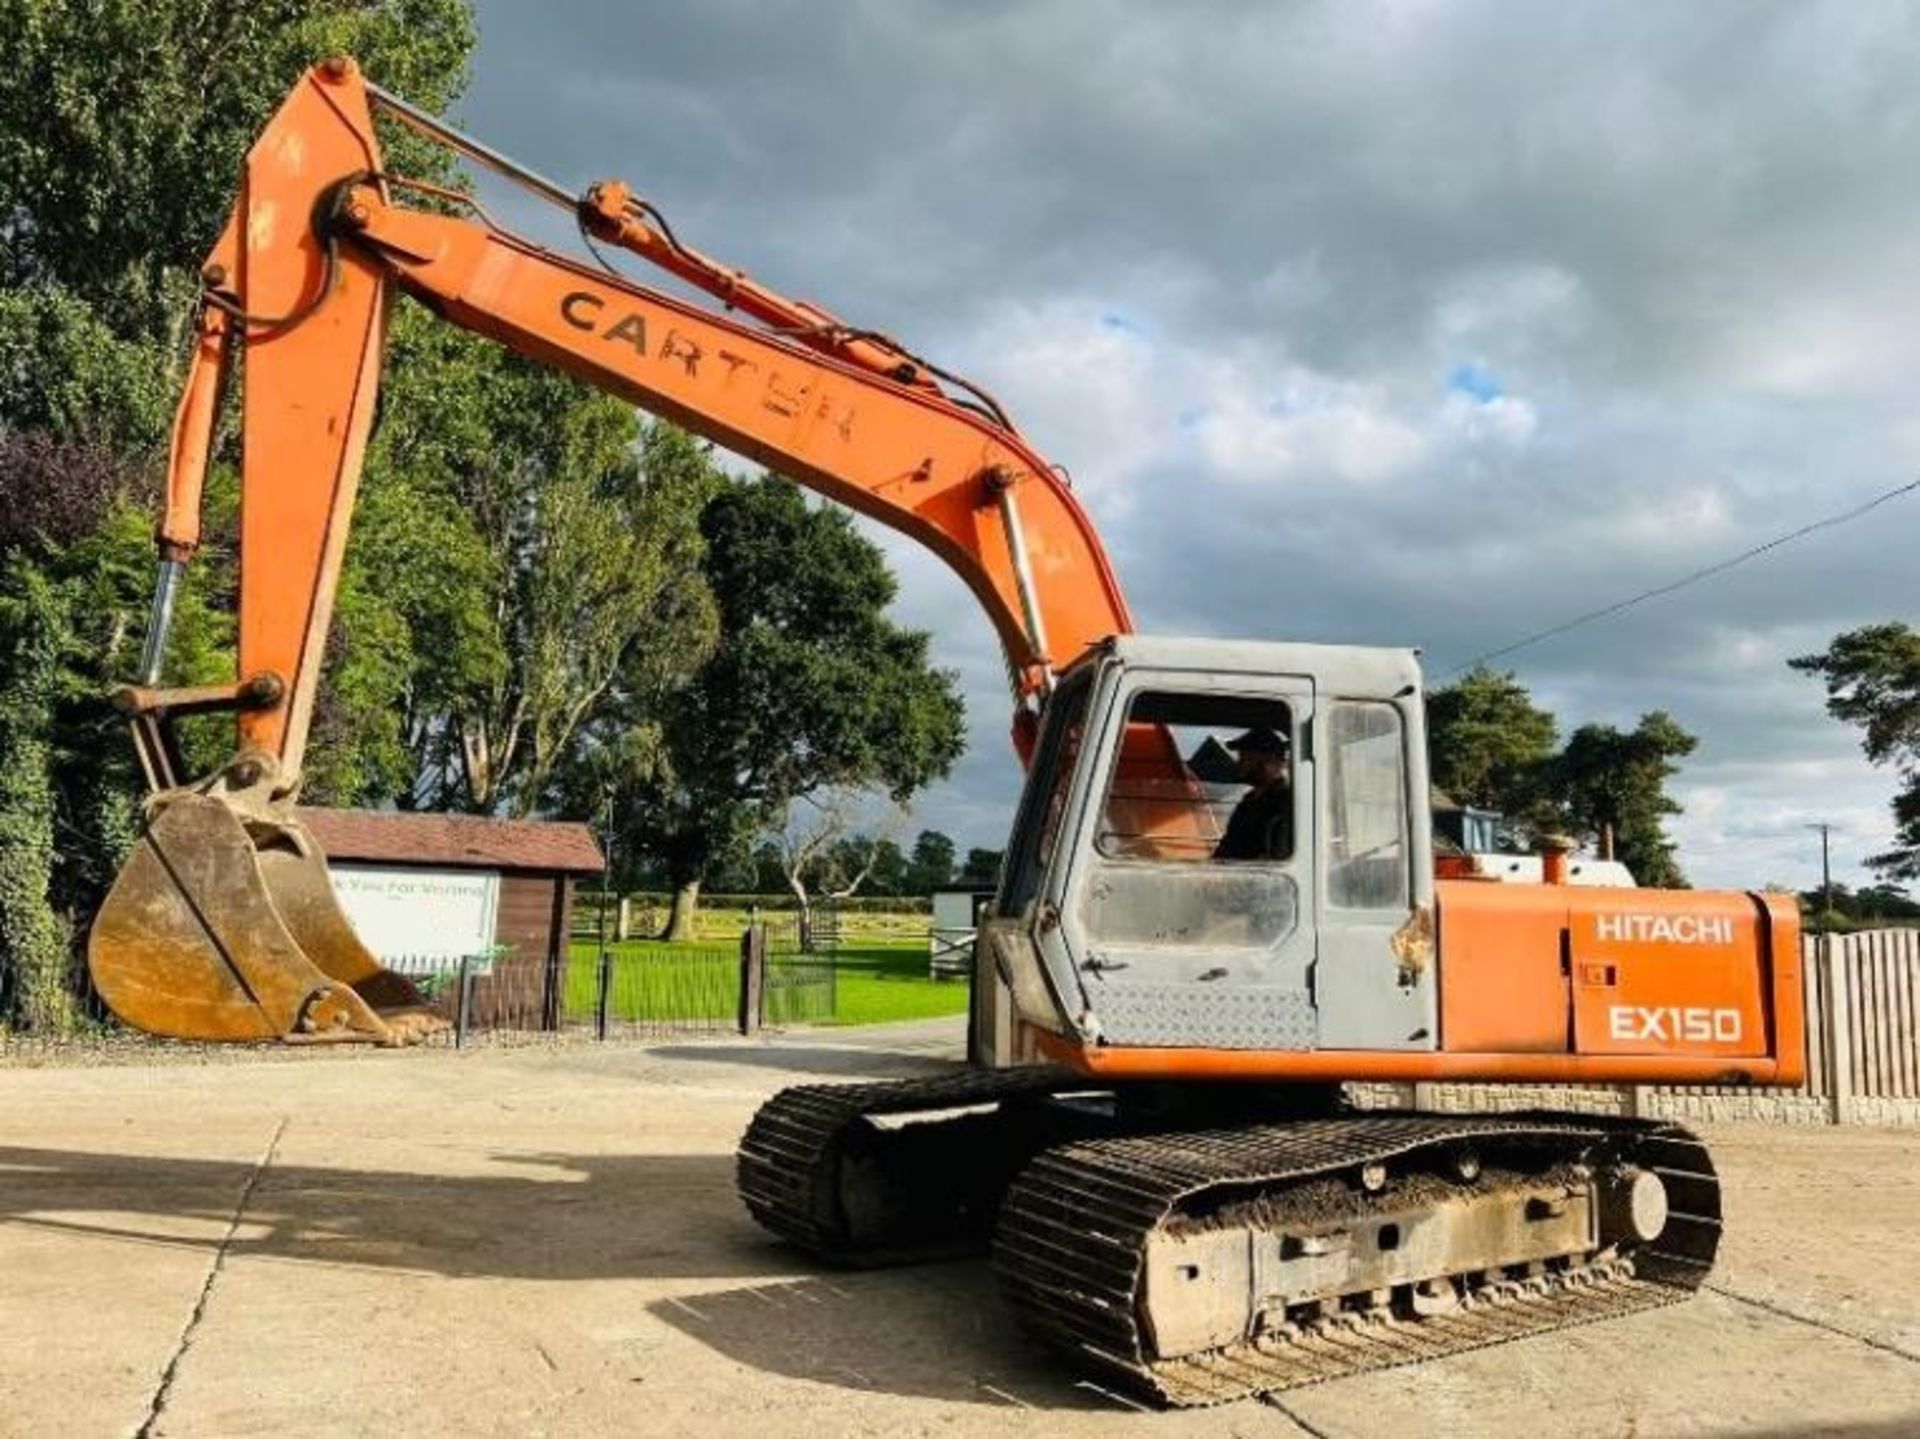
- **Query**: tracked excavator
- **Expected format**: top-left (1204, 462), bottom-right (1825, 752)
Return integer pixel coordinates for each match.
top-left (91, 60), bottom-right (1805, 1405)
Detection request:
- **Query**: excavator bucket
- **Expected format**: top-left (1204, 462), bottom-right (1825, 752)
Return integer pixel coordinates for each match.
top-left (88, 794), bottom-right (446, 1044)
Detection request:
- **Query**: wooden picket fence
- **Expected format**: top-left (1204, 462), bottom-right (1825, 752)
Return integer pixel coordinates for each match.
top-left (1767, 927), bottom-right (1920, 1120)
top-left (1822, 927), bottom-right (1920, 1102)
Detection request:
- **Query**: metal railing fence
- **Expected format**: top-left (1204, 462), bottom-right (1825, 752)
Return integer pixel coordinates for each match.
top-left (384, 920), bottom-right (837, 1045)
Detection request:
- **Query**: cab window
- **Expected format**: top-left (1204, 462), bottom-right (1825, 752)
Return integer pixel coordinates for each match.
top-left (1093, 691), bottom-right (1295, 865)
top-left (1326, 701), bottom-right (1409, 910)
top-left (1080, 688), bottom-right (1302, 953)
top-left (998, 670), bottom-right (1093, 914)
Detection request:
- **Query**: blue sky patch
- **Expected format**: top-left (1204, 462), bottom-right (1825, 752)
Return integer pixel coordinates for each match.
top-left (1446, 362), bottom-right (1503, 404)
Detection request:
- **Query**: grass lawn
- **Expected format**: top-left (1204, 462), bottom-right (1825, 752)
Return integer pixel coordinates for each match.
top-left (561, 942), bottom-right (737, 1024)
top-left (818, 939), bottom-right (972, 1027)
top-left (564, 933), bottom-right (969, 1028)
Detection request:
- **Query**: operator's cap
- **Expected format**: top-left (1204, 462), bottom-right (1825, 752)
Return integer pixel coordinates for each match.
top-left (1226, 726), bottom-right (1290, 756)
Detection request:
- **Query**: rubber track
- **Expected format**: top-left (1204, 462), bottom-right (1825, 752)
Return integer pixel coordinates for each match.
top-left (991, 1112), bottom-right (1720, 1407)
top-left (736, 1067), bottom-right (1077, 1263)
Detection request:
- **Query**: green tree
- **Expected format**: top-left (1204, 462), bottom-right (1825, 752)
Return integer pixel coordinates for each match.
top-left (0, 0), bottom-right (474, 344)
top-left (0, 1), bottom-right (715, 813)
top-left (959, 847), bottom-right (1005, 888)
top-left (0, 436), bottom-right (230, 1029)
top-left (858, 837), bottom-right (909, 897)
top-left (1426, 666), bottom-right (1559, 839)
top-left (1791, 623), bottom-right (1920, 882)
top-left (0, 562), bottom-right (77, 1031)
top-left (0, 288), bottom-right (171, 454)
top-left (1855, 883), bottom-right (1920, 922)
top-left (383, 399), bottom-right (719, 817)
top-left (905, 829), bottom-right (956, 894)
top-left (0, 1), bottom-right (476, 1026)
top-left (703, 838), bottom-right (792, 898)
top-left (1550, 711), bottom-right (1698, 888)
top-left (592, 479), bottom-right (965, 940)
top-left (1790, 881), bottom-right (1920, 931)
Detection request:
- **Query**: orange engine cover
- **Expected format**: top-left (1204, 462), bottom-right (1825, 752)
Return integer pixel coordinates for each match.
top-left (1436, 881), bottom-right (1802, 1077)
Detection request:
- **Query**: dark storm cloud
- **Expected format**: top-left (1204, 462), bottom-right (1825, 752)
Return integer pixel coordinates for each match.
top-left (458, 0), bottom-right (1919, 887)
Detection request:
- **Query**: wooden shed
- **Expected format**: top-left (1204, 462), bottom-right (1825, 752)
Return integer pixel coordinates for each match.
top-left (297, 807), bottom-right (604, 1028)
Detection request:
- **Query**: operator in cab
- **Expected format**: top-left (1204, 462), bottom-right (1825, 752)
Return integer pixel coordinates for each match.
top-left (1215, 726), bottom-right (1293, 861)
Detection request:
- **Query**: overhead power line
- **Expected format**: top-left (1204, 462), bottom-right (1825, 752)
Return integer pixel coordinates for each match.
top-left (1442, 476), bottom-right (1920, 678)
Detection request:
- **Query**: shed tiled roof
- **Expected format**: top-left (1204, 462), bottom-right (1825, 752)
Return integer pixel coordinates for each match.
top-left (296, 807), bottom-right (605, 875)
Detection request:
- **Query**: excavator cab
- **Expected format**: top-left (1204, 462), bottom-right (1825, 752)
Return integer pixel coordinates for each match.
top-left (973, 632), bottom-right (1801, 1092)
top-left (974, 636), bottom-right (1437, 1068)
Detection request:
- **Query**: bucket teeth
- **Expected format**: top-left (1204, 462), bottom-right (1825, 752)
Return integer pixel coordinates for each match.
top-left (88, 792), bottom-right (444, 1044)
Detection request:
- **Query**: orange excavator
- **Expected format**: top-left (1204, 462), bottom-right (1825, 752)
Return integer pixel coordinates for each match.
top-left (91, 60), bottom-right (1804, 1406)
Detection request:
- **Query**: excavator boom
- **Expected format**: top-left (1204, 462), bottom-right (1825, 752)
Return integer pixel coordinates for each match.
top-left (92, 58), bottom-right (1132, 1043)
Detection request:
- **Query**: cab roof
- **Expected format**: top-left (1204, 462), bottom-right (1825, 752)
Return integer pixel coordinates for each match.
top-left (1069, 634), bottom-right (1424, 696)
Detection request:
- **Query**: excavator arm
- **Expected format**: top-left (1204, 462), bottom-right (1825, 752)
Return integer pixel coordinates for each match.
top-left (159, 58), bottom-right (1131, 773)
top-left (92, 58), bottom-right (1133, 1043)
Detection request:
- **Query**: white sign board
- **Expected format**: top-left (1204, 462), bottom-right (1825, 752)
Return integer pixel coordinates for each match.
top-left (932, 889), bottom-right (991, 931)
top-left (328, 865), bottom-right (500, 971)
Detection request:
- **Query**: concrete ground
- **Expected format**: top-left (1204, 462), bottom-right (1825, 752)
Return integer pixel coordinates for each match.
top-left (4, 1020), bottom-right (1919, 1439)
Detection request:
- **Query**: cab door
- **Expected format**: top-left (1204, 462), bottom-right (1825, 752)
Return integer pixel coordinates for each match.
top-left (1055, 671), bottom-right (1320, 1051)
top-left (1312, 698), bottom-right (1439, 1052)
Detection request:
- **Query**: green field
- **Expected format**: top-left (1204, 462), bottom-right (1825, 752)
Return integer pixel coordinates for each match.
top-left (815, 939), bottom-right (972, 1026)
top-left (563, 933), bottom-right (969, 1028)
top-left (573, 901), bottom-right (932, 944)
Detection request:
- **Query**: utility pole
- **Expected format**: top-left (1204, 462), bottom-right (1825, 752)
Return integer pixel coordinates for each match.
top-left (1808, 822), bottom-right (1834, 930)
